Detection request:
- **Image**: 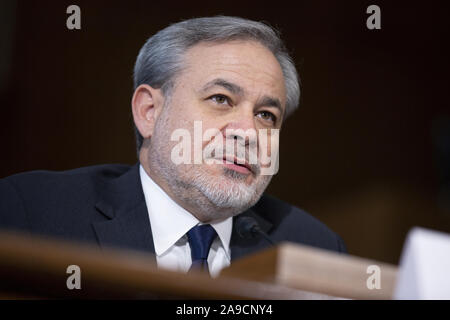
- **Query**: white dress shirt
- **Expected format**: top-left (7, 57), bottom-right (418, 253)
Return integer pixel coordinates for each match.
top-left (139, 165), bottom-right (232, 278)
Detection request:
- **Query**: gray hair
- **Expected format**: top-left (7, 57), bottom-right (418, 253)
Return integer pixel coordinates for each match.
top-left (133, 16), bottom-right (300, 153)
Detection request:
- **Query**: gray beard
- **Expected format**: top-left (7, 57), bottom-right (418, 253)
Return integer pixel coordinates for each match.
top-left (153, 154), bottom-right (271, 221)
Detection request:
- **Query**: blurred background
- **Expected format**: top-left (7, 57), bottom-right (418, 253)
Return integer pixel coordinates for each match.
top-left (1, 0), bottom-right (449, 265)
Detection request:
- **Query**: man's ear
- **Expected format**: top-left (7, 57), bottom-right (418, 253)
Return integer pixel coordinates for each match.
top-left (131, 84), bottom-right (164, 139)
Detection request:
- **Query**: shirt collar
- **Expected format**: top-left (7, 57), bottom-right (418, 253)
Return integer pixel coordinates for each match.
top-left (139, 165), bottom-right (232, 258)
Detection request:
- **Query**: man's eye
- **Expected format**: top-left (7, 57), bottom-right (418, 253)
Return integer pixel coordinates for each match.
top-left (257, 111), bottom-right (276, 123)
top-left (210, 94), bottom-right (230, 105)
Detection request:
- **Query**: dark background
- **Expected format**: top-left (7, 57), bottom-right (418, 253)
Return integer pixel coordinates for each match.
top-left (1, 0), bottom-right (449, 264)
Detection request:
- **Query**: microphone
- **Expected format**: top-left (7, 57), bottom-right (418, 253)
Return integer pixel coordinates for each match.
top-left (235, 216), bottom-right (275, 246)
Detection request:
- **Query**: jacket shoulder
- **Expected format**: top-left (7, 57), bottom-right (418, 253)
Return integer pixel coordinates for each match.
top-left (4, 164), bottom-right (131, 186)
top-left (0, 164), bottom-right (132, 232)
top-left (253, 194), bottom-right (347, 253)
top-left (1, 163), bottom-right (132, 210)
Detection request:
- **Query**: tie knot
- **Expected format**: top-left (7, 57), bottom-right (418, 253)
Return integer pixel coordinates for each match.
top-left (187, 224), bottom-right (217, 261)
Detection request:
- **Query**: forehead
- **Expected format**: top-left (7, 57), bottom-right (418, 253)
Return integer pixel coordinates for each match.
top-left (180, 40), bottom-right (286, 104)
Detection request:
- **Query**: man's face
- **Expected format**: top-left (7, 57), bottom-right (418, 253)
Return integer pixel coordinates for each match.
top-left (148, 40), bottom-right (286, 221)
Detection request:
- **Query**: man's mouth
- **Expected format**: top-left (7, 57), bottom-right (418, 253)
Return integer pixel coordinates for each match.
top-left (221, 156), bottom-right (252, 175)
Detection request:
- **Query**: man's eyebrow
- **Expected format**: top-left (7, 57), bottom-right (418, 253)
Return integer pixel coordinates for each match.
top-left (256, 96), bottom-right (282, 112)
top-left (200, 78), bottom-right (244, 96)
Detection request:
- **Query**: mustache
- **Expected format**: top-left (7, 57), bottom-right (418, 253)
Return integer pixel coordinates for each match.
top-left (207, 149), bottom-right (261, 176)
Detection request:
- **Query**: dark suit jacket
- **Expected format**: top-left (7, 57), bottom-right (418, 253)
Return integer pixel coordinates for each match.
top-left (0, 163), bottom-right (347, 261)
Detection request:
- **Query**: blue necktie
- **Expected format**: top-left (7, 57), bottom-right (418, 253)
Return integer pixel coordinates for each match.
top-left (187, 224), bottom-right (217, 274)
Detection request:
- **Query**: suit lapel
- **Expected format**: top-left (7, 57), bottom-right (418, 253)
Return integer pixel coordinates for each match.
top-left (230, 208), bottom-right (273, 261)
top-left (92, 163), bottom-right (156, 259)
top-left (91, 163), bottom-right (273, 263)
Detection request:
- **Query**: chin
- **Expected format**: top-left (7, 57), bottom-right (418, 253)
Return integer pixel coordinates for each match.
top-left (184, 165), bottom-right (264, 213)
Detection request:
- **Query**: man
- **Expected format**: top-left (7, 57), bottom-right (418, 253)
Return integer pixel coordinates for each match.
top-left (0, 16), bottom-right (346, 277)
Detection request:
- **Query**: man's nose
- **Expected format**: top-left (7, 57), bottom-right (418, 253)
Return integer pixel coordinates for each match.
top-left (222, 110), bottom-right (257, 146)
